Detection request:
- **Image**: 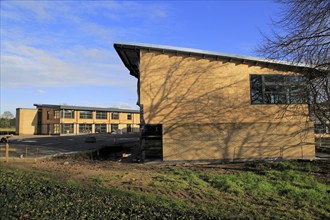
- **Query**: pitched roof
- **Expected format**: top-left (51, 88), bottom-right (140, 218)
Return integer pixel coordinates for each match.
top-left (114, 41), bottom-right (310, 78)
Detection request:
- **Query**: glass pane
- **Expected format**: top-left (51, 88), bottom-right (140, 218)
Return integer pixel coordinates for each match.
top-left (250, 75), bottom-right (263, 104)
top-left (264, 93), bottom-right (287, 104)
top-left (264, 75), bottom-right (285, 83)
top-left (286, 75), bottom-right (305, 84)
top-left (96, 111), bottom-right (107, 119)
top-left (112, 112), bottom-right (119, 119)
top-left (265, 84), bottom-right (286, 92)
top-left (315, 124), bottom-right (326, 134)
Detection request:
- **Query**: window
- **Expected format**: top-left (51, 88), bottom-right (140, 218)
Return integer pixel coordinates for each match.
top-left (54, 110), bottom-right (60, 119)
top-left (250, 74), bottom-right (307, 104)
top-left (315, 123), bottom-right (329, 134)
top-left (127, 124), bottom-right (132, 132)
top-left (112, 112), bottom-right (119, 120)
top-left (96, 111), bottom-right (107, 119)
top-left (54, 124), bottom-right (60, 134)
top-left (111, 124), bottom-right (119, 132)
top-left (79, 124), bottom-right (92, 133)
top-left (80, 111), bottom-right (93, 119)
top-left (61, 124), bottom-right (74, 134)
top-left (47, 111), bottom-right (50, 120)
top-left (127, 113), bottom-right (132, 120)
top-left (62, 110), bottom-right (74, 119)
top-left (95, 124), bottom-right (107, 133)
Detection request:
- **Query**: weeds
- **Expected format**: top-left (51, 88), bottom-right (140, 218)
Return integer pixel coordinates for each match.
top-left (1, 161), bottom-right (329, 219)
top-left (66, 179), bottom-right (79, 187)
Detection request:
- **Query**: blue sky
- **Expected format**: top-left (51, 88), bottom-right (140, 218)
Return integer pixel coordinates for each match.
top-left (0, 0), bottom-right (281, 115)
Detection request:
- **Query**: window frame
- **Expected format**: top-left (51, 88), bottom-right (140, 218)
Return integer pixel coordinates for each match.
top-left (54, 110), bottom-right (60, 119)
top-left (111, 112), bottom-right (119, 120)
top-left (62, 110), bottom-right (75, 119)
top-left (111, 124), bottom-right (119, 132)
top-left (79, 123), bottom-right (92, 133)
top-left (61, 124), bottom-right (74, 134)
top-left (80, 110), bottom-right (93, 119)
top-left (250, 74), bottom-right (307, 105)
top-left (127, 113), bottom-right (132, 120)
top-left (95, 124), bottom-right (107, 133)
top-left (96, 111), bottom-right (107, 119)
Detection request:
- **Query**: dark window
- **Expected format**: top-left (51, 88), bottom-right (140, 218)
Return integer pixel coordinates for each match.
top-left (95, 124), bottom-right (107, 133)
top-left (62, 110), bottom-right (74, 119)
top-left (47, 111), bottom-right (50, 120)
top-left (80, 111), bottom-right (92, 119)
top-left (250, 74), bottom-right (307, 104)
top-left (111, 124), bottom-right (119, 132)
top-left (315, 124), bottom-right (329, 134)
top-left (96, 111), bottom-right (107, 119)
top-left (112, 112), bottom-right (119, 120)
top-left (127, 113), bottom-right (132, 120)
top-left (79, 124), bottom-right (92, 133)
top-left (61, 124), bottom-right (74, 134)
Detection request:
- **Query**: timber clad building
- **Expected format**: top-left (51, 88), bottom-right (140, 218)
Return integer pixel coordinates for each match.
top-left (114, 42), bottom-right (316, 162)
top-left (16, 104), bottom-right (140, 135)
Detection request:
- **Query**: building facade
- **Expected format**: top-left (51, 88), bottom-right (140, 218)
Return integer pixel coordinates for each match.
top-left (115, 42), bottom-right (315, 162)
top-left (16, 104), bottom-right (140, 135)
top-left (16, 108), bottom-right (38, 135)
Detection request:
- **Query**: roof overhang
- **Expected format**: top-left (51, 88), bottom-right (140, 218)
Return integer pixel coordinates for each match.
top-left (114, 43), bottom-right (140, 78)
top-left (33, 104), bottom-right (139, 113)
top-left (114, 41), bottom-right (312, 79)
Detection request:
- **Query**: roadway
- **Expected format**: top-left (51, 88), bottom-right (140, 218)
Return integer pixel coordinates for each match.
top-left (0, 133), bottom-right (139, 159)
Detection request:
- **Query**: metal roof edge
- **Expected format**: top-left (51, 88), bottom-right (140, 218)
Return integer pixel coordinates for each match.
top-left (114, 41), bottom-right (310, 68)
top-left (33, 104), bottom-right (139, 113)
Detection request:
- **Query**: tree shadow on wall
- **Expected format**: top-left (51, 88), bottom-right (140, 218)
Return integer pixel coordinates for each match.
top-left (139, 50), bottom-right (314, 162)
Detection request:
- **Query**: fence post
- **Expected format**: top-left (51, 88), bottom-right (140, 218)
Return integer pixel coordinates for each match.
top-left (5, 143), bottom-right (9, 162)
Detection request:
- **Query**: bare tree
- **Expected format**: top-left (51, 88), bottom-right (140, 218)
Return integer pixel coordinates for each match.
top-left (1, 111), bottom-right (14, 119)
top-left (258, 0), bottom-right (330, 129)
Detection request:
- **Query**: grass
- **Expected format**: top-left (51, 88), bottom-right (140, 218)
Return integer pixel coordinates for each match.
top-left (0, 127), bottom-right (15, 132)
top-left (1, 160), bottom-right (329, 219)
top-left (0, 169), bottom-right (209, 219)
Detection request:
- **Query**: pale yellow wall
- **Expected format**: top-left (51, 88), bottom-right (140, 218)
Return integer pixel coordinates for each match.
top-left (16, 107), bottom-right (140, 135)
top-left (139, 50), bottom-right (315, 161)
top-left (38, 108), bottom-right (140, 135)
top-left (16, 108), bottom-right (38, 135)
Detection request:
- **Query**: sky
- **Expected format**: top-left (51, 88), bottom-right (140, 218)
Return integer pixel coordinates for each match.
top-left (0, 0), bottom-right (282, 116)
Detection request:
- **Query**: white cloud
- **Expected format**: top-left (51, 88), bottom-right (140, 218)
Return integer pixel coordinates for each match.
top-left (37, 89), bottom-right (46, 94)
top-left (0, 1), bottom-right (170, 91)
top-left (0, 43), bottom-right (135, 88)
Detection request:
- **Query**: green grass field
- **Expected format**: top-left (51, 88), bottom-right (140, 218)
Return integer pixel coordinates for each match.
top-left (1, 160), bottom-right (329, 219)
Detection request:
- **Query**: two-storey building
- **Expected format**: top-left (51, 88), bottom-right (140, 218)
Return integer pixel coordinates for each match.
top-left (16, 104), bottom-right (140, 135)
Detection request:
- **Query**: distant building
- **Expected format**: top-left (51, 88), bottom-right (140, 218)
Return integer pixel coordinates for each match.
top-left (16, 108), bottom-right (38, 135)
top-left (114, 42), bottom-right (315, 162)
top-left (16, 104), bottom-right (140, 135)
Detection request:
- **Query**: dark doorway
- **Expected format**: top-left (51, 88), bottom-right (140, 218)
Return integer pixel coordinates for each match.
top-left (141, 124), bottom-right (163, 160)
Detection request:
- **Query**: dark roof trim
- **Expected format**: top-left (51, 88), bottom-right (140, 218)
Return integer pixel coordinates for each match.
top-left (33, 104), bottom-right (139, 113)
top-left (114, 43), bottom-right (140, 78)
top-left (114, 41), bottom-right (311, 78)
